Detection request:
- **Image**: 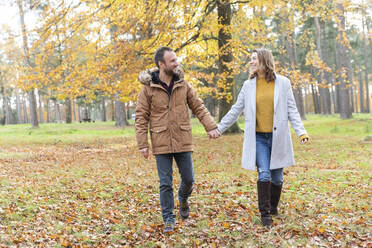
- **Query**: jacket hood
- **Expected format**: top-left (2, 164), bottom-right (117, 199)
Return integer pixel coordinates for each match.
top-left (138, 66), bottom-right (184, 85)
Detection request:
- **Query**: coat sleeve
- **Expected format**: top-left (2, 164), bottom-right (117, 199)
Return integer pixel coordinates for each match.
top-left (135, 86), bottom-right (151, 150)
top-left (217, 83), bottom-right (246, 133)
top-left (186, 82), bottom-right (217, 132)
top-left (286, 81), bottom-right (307, 137)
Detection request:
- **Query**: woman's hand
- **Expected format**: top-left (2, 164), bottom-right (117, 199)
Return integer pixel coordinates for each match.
top-left (208, 129), bottom-right (221, 139)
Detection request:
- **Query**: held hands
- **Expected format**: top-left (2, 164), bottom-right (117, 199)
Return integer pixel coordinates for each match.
top-left (139, 147), bottom-right (149, 159)
top-left (208, 129), bottom-right (221, 139)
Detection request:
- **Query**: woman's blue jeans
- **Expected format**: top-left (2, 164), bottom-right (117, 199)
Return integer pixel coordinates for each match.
top-left (256, 132), bottom-right (283, 185)
top-left (155, 152), bottom-right (194, 223)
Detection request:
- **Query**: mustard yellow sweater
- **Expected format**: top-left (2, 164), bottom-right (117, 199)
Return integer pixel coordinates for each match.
top-left (256, 77), bottom-right (309, 141)
top-left (256, 77), bottom-right (275, 132)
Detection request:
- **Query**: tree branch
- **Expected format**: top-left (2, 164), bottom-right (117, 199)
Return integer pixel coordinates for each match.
top-left (231, 0), bottom-right (251, 4)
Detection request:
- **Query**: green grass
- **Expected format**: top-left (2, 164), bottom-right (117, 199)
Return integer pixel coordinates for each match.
top-left (0, 114), bottom-right (370, 247)
top-left (0, 120), bottom-right (136, 144)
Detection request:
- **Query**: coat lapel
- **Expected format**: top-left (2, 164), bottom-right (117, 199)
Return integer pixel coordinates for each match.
top-left (274, 77), bottom-right (280, 111)
top-left (250, 77), bottom-right (256, 115)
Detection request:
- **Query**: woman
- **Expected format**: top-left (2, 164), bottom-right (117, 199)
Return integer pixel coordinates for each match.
top-left (216, 48), bottom-right (309, 227)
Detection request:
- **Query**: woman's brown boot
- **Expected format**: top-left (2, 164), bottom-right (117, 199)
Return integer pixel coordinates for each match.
top-left (257, 181), bottom-right (272, 227)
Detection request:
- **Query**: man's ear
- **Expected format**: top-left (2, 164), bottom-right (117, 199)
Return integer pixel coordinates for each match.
top-left (158, 60), bottom-right (166, 69)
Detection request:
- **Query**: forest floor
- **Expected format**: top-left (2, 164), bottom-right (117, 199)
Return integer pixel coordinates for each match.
top-left (0, 114), bottom-right (371, 247)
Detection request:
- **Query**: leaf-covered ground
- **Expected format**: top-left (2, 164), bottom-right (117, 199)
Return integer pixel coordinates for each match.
top-left (0, 115), bottom-right (371, 247)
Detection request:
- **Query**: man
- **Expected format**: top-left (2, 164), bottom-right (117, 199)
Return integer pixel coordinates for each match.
top-left (135, 46), bottom-right (220, 233)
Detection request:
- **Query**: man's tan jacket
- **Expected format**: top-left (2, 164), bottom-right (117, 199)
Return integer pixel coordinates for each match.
top-left (135, 67), bottom-right (217, 155)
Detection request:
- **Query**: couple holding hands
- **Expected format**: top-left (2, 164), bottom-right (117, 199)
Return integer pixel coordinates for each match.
top-left (135, 46), bottom-right (309, 233)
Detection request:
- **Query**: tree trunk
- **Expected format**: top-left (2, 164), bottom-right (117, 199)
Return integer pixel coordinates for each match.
top-left (336, 3), bottom-right (352, 119)
top-left (17, 0), bottom-right (39, 128)
top-left (15, 90), bottom-right (23, 123)
top-left (115, 97), bottom-right (128, 127)
top-left (285, 12), bottom-right (305, 119)
top-left (363, 14), bottom-right (370, 113)
top-left (311, 84), bottom-right (320, 114)
top-left (54, 99), bottom-right (60, 122)
top-left (315, 17), bottom-right (332, 114)
top-left (353, 80), bottom-right (358, 113)
top-left (349, 84), bottom-right (355, 113)
top-left (314, 16), bottom-right (327, 114)
top-left (333, 47), bottom-right (341, 114)
top-left (65, 97), bottom-right (72, 123)
top-left (46, 98), bottom-right (51, 123)
top-left (1, 87), bottom-right (12, 125)
top-left (28, 90), bottom-right (39, 126)
top-left (23, 93), bottom-right (29, 123)
top-left (111, 98), bottom-right (115, 121)
top-left (38, 92), bottom-right (44, 123)
top-left (217, 0), bottom-right (241, 133)
top-left (320, 20), bottom-right (332, 114)
top-left (310, 68), bottom-right (321, 114)
top-left (331, 84), bottom-right (337, 114)
top-left (358, 59), bottom-right (365, 112)
top-left (102, 97), bottom-right (107, 122)
top-left (72, 99), bottom-right (76, 122)
top-left (346, 49), bottom-right (354, 113)
top-left (77, 105), bottom-right (81, 122)
top-left (304, 86), bottom-right (308, 114)
top-left (5, 96), bottom-right (12, 125)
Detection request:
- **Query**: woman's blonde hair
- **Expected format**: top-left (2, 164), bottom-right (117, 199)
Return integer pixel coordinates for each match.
top-left (249, 48), bottom-right (276, 82)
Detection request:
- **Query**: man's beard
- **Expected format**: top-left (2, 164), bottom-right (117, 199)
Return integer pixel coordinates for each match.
top-left (164, 65), bottom-right (175, 76)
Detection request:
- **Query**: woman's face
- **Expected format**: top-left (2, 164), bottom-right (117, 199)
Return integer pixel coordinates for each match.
top-left (249, 52), bottom-right (264, 74)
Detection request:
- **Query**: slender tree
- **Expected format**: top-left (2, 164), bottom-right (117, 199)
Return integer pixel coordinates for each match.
top-left (17, 0), bottom-right (39, 127)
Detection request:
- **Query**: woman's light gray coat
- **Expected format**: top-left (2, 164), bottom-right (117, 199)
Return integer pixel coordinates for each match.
top-left (217, 74), bottom-right (307, 171)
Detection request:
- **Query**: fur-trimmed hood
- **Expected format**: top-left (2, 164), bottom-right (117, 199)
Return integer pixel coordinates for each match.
top-left (138, 67), bottom-right (185, 85)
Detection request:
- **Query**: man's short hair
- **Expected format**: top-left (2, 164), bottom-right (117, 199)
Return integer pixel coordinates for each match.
top-left (154, 47), bottom-right (174, 68)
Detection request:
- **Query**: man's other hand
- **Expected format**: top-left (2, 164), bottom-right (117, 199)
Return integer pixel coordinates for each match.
top-left (140, 148), bottom-right (149, 159)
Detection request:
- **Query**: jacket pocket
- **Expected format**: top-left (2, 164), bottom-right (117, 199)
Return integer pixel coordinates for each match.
top-left (180, 125), bottom-right (192, 146)
top-left (180, 125), bottom-right (191, 131)
top-left (150, 126), bottom-right (169, 149)
top-left (150, 126), bottom-right (168, 134)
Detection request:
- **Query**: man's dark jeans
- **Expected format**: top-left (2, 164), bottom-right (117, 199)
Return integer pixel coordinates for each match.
top-left (155, 152), bottom-right (194, 223)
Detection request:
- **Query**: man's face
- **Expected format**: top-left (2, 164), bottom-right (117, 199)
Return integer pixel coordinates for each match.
top-left (159, 51), bottom-right (179, 76)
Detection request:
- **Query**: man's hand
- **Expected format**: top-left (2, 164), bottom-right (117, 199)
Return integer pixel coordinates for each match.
top-left (208, 129), bottom-right (221, 139)
top-left (139, 148), bottom-right (149, 159)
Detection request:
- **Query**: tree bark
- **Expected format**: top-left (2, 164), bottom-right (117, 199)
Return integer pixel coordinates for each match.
top-left (358, 58), bottom-right (365, 112)
top-left (65, 97), bottom-right (72, 123)
top-left (285, 12), bottom-right (305, 119)
top-left (111, 98), bottom-right (115, 121)
top-left (1, 87), bottom-right (12, 125)
top-left (115, 97), bottom-right (128, 127)
top-left (102, 96), bottom-right (107, 122)
top-left (38, 92), bottom-right (44, 123)
top-left (17, 0), bottom-right (39, 128)
top-left (315, 17), bottom-right (332, 114)
top-left (217, 0), bottom-right (241, 133)
top-left (320, 20), bottom-right (332, 114)
top-left (314, 16), bottom-right (327, 114)
top-left (304, 86), bottom-right (308, 114)
top-left (15, 90), bottom-right (23, 123)
top-left (54, 99), bottom-right (61, 122)
top-left (72, 98), bottom-right (76, 122)
top-left (310, 84), bottom-right (320, 114)
top-left (22, 93), bottom-right (29, 123)
top-left (362, 14), bottom-right (370, 113)
top-left (335, 3), bottom-right (352, 119)
top-left (46, 98), bottom-right (51, 123)
top-left (77, 104), bottom-right (81, 122)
